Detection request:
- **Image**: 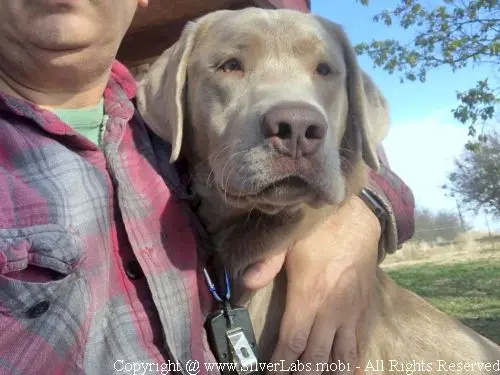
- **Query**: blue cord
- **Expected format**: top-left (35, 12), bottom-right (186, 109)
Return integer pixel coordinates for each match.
top-left (203, 267), bottom-right (231, 302)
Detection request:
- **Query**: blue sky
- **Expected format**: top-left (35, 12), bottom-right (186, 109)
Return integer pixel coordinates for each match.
top-left (312, 0), bottom-right (499, 231)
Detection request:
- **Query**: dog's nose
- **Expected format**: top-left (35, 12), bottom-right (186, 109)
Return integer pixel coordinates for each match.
top-left (261, 104), bottom-right (327, 157)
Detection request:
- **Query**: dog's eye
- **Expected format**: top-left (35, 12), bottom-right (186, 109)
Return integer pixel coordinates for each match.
top-left (316, 62), bottom-right (332, 76)
top-left (219, 58), bottom-right (243, 73)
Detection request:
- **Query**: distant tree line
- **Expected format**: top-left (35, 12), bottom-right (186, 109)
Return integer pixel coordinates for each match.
top-left (413, 207), bottom-right (469, 243)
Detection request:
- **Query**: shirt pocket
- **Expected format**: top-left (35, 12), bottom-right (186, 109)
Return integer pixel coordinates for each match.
top-left (0, 223), bottom-right (85, 317)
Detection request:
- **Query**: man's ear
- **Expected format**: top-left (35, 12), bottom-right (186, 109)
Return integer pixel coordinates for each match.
top-left (314, 16), bottom-right (389, 172)
top-left (136, 21), bottom-right (199, 163)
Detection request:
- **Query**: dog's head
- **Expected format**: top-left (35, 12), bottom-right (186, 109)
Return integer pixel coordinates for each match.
top-left (137, 8), bottom-right (389, 217)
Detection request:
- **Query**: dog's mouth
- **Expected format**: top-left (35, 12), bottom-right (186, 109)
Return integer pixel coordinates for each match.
top-left (220, 175), bottom-right (328, 213)
top-left (222, 175), bottom-right (307, 197)
top-left (256, 176), bottom-right (309, 196)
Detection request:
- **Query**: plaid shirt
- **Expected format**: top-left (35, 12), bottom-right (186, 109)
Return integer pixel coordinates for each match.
top-left (0, 61), bottom-right (414, 375)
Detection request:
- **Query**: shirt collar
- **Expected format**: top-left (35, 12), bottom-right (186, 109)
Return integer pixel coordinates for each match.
top-left (0, 60), bottom-right (138, 149)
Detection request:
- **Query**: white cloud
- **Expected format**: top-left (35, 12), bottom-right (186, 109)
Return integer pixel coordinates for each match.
top-left (381, 108), bottom-right (499, 231)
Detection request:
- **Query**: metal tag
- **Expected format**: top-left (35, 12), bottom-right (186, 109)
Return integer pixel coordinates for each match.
top-left (227, 327), bottom-right (259, 373)
top-left (205, 304), bottom-right (260, 375)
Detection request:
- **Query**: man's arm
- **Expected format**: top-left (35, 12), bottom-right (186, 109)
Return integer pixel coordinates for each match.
top-left (364, 145), bottom-right (415, 262)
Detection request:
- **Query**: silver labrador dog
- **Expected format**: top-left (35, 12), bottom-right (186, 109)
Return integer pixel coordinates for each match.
top-left (137, 7), bottom-right (500, 374)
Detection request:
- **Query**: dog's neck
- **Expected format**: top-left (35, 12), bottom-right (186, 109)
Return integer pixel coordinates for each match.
top-left (188, 169), bottom-right (332, 305)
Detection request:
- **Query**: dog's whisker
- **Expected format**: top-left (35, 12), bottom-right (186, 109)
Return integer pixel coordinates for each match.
top-left (192, 139), bottom-right (243, 184)
top-left (203, 142), bottom-right (241, 187)
top-left (221, 149), bottom-right (250, 193)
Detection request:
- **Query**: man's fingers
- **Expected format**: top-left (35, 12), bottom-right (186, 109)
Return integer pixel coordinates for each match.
top-left (331, 324), bottom-right (358, 375)
top-left (242, 251), bottom-right (287, 290)
top-left (267, 291), bottom-right (317, 374)
top-left (292, 308), bottom-right (338, 375)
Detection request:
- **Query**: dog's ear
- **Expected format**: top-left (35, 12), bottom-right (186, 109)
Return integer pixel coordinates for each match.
top-left (136, 21), bottom-right (199, 163)
top-left (315, 16), bottom-right (389, 172)
top-left (356, 70), bottom-right (390, 171)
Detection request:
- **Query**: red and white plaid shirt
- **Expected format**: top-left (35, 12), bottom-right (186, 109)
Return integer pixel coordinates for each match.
top-left (0, 61), bottom-right (414, 375)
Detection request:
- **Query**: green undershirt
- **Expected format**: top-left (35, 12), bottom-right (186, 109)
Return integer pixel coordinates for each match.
top-left (52, 99), bottom-right (108, 146)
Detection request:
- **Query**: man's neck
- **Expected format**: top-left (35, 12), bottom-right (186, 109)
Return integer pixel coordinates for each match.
top-left (0, 65), bottom-right (111, 109)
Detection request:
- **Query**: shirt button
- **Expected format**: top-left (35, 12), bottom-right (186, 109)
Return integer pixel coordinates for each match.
top-left (26, 300), bottom-right (50, 319)
top-left (125, 260), bottom-right (144, 280)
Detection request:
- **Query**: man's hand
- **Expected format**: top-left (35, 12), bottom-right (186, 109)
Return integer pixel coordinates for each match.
top-left (242, 195), bottom-right (381, 374)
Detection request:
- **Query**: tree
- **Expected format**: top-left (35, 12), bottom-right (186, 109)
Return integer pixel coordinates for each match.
top-left (355, 0), bottom-right (500, 141)
top-left (413, 207), bottom-right (467, 243)
top-left (443, 129), bottom-right (500, 217)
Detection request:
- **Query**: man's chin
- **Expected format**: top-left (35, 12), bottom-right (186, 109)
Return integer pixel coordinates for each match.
top-left (28, 16), bottom-right (97, 52)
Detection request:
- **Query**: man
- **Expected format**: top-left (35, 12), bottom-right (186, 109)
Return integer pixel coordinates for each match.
top-left (0, 1), bottom-right (414, 374)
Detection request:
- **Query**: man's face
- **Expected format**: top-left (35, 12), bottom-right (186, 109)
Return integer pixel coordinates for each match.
top-left (0, 0), bottom-right (139, 55)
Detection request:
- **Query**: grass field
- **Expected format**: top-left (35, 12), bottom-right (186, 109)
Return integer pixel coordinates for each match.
top-left (381, 234), bottom-right (500, 344)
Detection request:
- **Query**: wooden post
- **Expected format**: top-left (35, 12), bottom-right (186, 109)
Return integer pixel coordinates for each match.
top-left (485, 214), bottom-right (496, 250)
